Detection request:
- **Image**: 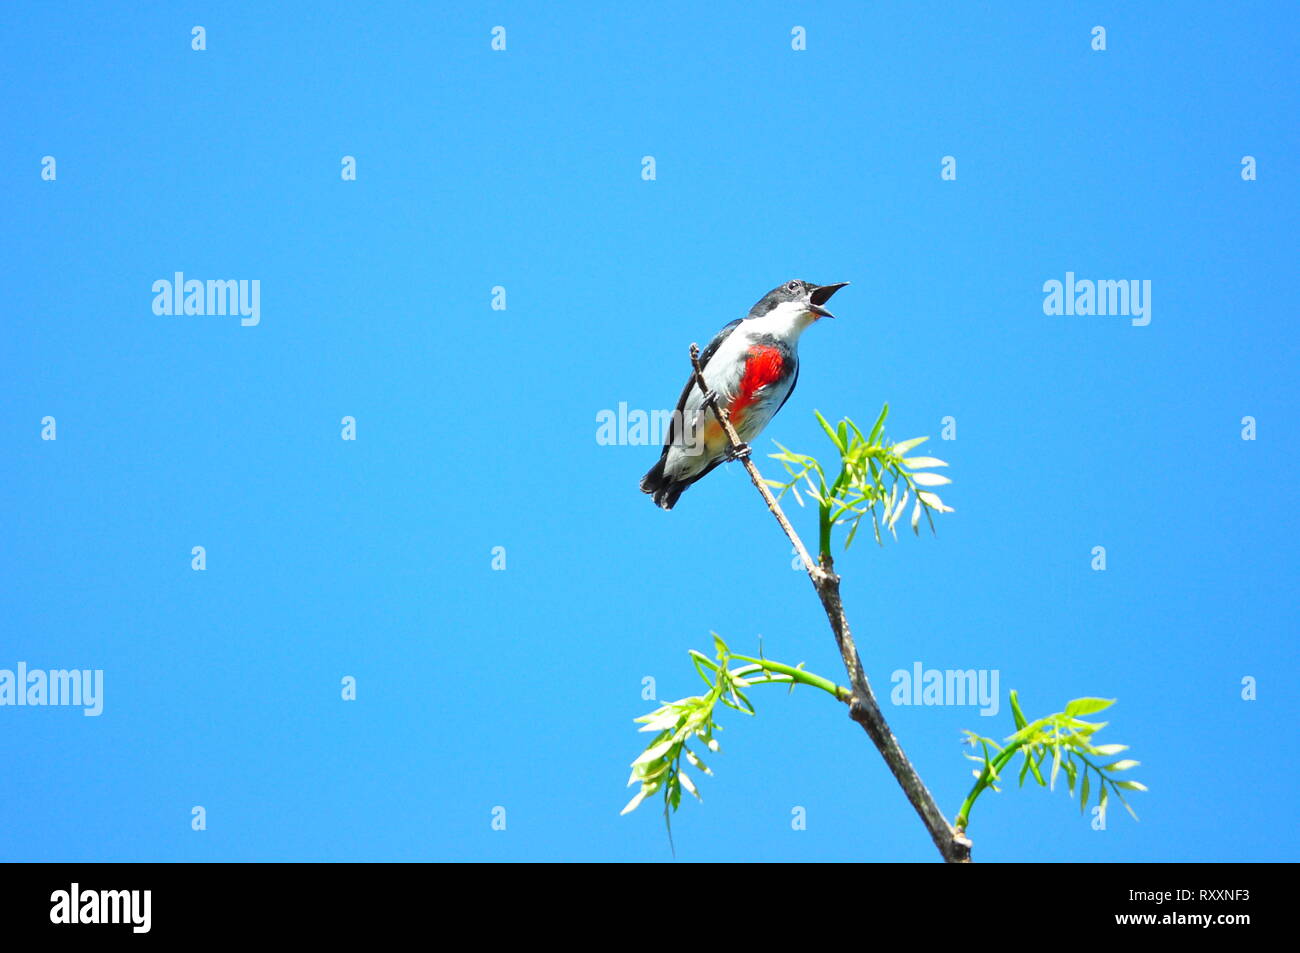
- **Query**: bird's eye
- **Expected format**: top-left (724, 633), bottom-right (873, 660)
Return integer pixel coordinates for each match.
top-left (787, 280), bottom-right (800, 292)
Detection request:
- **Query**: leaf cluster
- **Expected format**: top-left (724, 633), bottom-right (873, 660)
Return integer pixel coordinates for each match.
top-left (766, 405), bottom-right (953, 551)
top-left (957, 692), bottom-right (1146, 830)
top-left (622, 635), bottom-right (841, 830)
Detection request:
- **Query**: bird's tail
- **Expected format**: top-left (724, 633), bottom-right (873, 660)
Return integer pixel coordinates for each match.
top-left (640, 457), bottom-right (686, 510)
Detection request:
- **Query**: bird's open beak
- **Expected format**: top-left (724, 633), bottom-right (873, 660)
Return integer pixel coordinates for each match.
top-left (808, 282), bottom-right (849, 318)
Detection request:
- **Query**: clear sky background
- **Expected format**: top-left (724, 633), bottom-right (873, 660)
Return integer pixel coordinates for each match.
top-left (1, 2), bottom-right (1296, 862)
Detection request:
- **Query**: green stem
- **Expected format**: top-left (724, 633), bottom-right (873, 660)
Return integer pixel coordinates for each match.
top-left (818, 503), bottom-right (832, 562)
top-left (729, 655), bottom-right (849, 702)
top-left (954, 740), bottom-right (1027, 830)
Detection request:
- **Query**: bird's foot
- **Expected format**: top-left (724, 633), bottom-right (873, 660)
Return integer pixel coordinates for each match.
top-left (725, 442), bottom-right (752, 462)
top-left (701, 389), bottom-right (720, 407)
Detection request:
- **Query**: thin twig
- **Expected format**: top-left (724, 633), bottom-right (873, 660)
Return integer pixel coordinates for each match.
top-left (688, 344), bottom-right (972, 863)
top-left (688, 347), bottom-right (821, 575)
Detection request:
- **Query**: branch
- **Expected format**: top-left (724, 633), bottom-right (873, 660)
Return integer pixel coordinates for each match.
top-left (688, 344), bottom-right (972, 863)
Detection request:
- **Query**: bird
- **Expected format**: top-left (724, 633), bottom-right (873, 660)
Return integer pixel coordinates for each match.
top-left (640, 279), bottom-right (848, 509)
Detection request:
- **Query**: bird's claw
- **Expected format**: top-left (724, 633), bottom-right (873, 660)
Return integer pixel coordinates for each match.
top-left (726, 442), bottom-right (752, 462)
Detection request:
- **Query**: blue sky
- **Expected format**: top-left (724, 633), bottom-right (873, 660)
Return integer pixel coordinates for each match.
top-left (1, 1), bottom-right (1296, 862)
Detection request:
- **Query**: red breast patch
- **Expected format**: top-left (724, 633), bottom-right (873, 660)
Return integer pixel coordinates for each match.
top-left (731, 345), bottom-right (785, 418)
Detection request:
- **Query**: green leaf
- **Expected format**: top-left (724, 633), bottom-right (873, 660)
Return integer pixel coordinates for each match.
top-left (901, 456), bottom-right (948, 469)
top-left (1064, 697), bottom-right (1115, 718)
top-left (1009, 691), bottom-right (1027, 731)
top-left (678, 770), bottom-right (700, 800)
top-left (889, 488), bottom-right (909, 529)
top-left (684, 749), bottom-right (712, 776)
top-left (846, 513), bottom-right (863, 548)
top-left (1112, 785), bottom-right (1141, 820)
top-left (981, 742), bottom-right (1000, 784)
top-left (868, 404), bottom-right (889, 445)
top-left (628, 759), bottom-right (670, 786)
top-left (1089, 743), bottom-right (1129, 757)
top-left (1080, 770), bottom-right (1091, 814)
top-left (637, 709), bottom-right (681, 733)
top-left (1028, 752), bottom-right (1047, 787)
top-left (892, 436), bottom-right (929, 456)
top-left (727, 684), bottom-right (755, 714)
top-left (687, 649), bottom-right (718, 667)
top-left (620, 788), bottom-right (649, 815)
top-left (1104, 760), bottom-right (1141, 772)
top-left (691, 664), bottom-right (716, 691)
top-left (814, 410), bottom-right (843, 452)
top-left (1115, 780), bottom-right (1148, 792)
top-left (917, 490), bottom-right (953, 512)
top-left (1007, 717), bottom-right (1046, 745)
top-left (912, 471), bottom-right (952, 487)
top-left (632, 738), bottom-right (675, 766)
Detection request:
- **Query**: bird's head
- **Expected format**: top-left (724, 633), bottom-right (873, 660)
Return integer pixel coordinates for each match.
top-left (748, 279), bottom-right (850, 323)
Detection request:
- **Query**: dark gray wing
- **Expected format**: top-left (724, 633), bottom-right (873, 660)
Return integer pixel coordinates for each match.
top-left (772, 353), bottom-right (799, 417)
top-left (657, 318), bottom-right (743, 454)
